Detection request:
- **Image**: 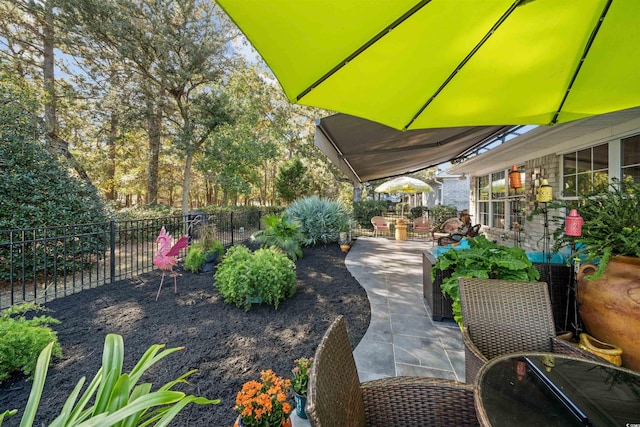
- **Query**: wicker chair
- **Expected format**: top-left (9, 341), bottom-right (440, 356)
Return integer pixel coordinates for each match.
top-left (370, 216), bottom-right (390, 237)
top-left (306, 316), bottom-right (479, 426)
top-left (458, 278), bottom-right (607, 384)
top-left (412, 216), bottom-right (433, 238)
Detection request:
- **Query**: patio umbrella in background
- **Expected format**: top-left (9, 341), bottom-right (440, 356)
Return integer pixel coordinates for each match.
top-left (217, 0), bottom-right (640, 130)
top-left (374, 177), bottom-right (433, 217)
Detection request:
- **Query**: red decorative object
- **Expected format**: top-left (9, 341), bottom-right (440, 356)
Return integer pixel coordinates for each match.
top-left (508, 165), bottom-right (522, 189)
top-left (565, 209), bottom-right (583, 237)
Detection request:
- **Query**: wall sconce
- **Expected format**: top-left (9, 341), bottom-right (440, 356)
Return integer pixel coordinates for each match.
top-left (537, 178), bottom-right (553, 202)
top-left (509, 165), bottom-right (522, 189)
top-left (565, 209), bottom-right (583, 237)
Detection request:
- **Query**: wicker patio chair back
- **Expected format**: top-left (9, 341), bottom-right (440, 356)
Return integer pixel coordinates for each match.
top-left (370, 216), bottom-right (390, 237)
top-left (307, 316), bottom-right (480, 426)
top-left (459, 278), bottom-right (556, 381)
top-left (306, 316), bottom-right (367, 427)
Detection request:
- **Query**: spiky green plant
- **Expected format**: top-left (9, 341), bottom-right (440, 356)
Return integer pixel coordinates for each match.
top-left (0, 334), bottom-right (219, 426)
top-left (252, 212), bottom-right (303, 260)
top-left (286, 197), bottom-right (351, 246)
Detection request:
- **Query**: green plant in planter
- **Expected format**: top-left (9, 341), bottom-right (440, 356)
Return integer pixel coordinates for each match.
top-left (214, 245), bottom-right (296, 311)
top-left (252, 212), bottom-right (303, 260)
top-left (548, 178), bottom-right (640, 279)
top-left (0, 334), bottom-right (218, 426)
top-left (184, 240), bottom-right (223, 273)
top-left (433, 235), bottom-right (539, 324)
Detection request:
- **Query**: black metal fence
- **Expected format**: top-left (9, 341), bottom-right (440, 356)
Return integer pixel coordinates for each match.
top-left (0, 211), bottom-right (263, 310)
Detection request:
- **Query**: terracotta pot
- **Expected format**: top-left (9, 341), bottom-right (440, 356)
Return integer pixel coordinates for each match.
top-left (577, 255), bottom-right (640, 371)
top-left (340, 244), bottom-right (351, 253)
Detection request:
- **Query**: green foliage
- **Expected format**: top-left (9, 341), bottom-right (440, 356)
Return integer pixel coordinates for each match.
top-left (410, 206), bottom-right (429, 219)
top-left (352, 200), bottom-right (388, 230)
top-left (286, 197), bottom-right (351, 245)
top-left (275, 157), bottom-right (311, 203)
top-left (547, 178), bottom-right (640, 279)
top-left (394, 202), bottom-right (410, 216)
top-left (429, 205), bottom-right (459, 230)
top-left (0, 74), bottom-right (109, 281)
top-left (252, 213), bottom-right (303, 260)
top-left (0, 303), bottom-right (61, 384)
top-left (214, 245), bottom-right (296, 311)
top-left (1, 333), bottom-right (219, 426)
top-left (433, 235), bottom-right (539, 324)
top-left (184, 239), bottom-right (223, 273)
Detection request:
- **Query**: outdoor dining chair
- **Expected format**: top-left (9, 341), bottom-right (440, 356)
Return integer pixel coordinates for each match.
top-left (306, 315), bottom-right (479, 426)
top-left (370, 216), bottom-right (390, 237)
top-left (458, 278), bottom-right (608, 384)
top-left (412, 216), bottom-right (432, 239)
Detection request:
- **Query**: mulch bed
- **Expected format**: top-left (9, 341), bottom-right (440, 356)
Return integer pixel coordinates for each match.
top-left (0, 243), bottom-right (370, 426)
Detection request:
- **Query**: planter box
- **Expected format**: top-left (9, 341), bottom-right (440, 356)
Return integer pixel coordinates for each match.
top-left (423, 252), bottom-right (575, 326)
top-left (533, 262), bottom-right (575, 332)
top-left (422, 251), bottom-right (454, 321)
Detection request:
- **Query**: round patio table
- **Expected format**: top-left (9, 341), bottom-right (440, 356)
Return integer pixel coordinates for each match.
top-left (475, 352), bottom-right (640, 427)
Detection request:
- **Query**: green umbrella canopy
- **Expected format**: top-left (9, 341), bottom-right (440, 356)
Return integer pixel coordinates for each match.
top-left (218, 0), bottom-right (640, 130)
top-left (374, 176), bottom-right (433, 194)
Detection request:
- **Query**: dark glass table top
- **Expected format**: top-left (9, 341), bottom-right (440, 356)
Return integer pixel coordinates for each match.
top-left (475, 352), bottom-right (640, 427)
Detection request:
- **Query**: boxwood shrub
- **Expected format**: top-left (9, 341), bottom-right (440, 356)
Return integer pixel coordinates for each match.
top-left (214, 245), bottom-right (296, 311)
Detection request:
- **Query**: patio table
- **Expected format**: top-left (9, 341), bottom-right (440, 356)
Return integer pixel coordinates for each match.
top-left (474, 352), bottom-right (640, 427)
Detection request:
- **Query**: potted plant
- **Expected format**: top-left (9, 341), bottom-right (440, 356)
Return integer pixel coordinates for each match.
top-left (433, 235), bottom-right (539, 325)
top-left (234, 369), bottom-right (292, 427)
top-left (290, 357), bottom-right (313, 419)
top-left (185, 224), bottom-right (224, 273)
top-left (551, 178), bottom-right (640, 371)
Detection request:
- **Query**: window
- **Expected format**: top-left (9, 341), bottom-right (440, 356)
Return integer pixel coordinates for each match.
top-left (562, 143), bottom-right (609, 197)
top-left (476, 168), bottom-right (525, 229)
top-left (622, 135), bottom-right (640, 184)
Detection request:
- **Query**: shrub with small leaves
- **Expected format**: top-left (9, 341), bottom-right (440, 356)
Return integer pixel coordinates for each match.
top-left (0, 303), bottom-right (61, 384)
top-left (214, 245), bottom-right (296, 311)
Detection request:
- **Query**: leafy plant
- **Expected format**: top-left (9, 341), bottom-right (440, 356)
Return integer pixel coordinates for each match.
top-left (433, 235), bottom-right (540, 324)
top-left (0, 74), bottom-right (109, 281)
top-left (286, 197), bottom-right (351, 245)
top-left (184, 241), bottom-right (223, 273)
top-left (410, 206), bottom-right (429, 219)
top-left (0, 303), bottom-right (61, 383)
top-left (290, 357), bottom-right (313, 396)
top-left (214, 245), bottom-right (296, 311)
top-left (252, 212), bottom-right (303, 260)
top-left (352, 200), bottom-right (388, 231)
top-left (1, 334), bottom-right (219, 426)
top-left (234, 370), bottom-right (291, 427)
top-left (548, 178), bottom-right (640, 279)
top-left (429, 205), bottom-right (459, 230)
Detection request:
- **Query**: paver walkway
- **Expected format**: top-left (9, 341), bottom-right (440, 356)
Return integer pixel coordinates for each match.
top-left (292, 236), bottom-right (464, 426)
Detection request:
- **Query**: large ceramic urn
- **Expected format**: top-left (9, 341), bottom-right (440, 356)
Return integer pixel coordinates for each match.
top-left (577, 256), bottom-right (640, 371)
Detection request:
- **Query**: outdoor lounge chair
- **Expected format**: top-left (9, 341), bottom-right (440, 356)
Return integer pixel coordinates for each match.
top-left (306, 315), bottom-right (479, 426)
top-left (458, 278), bottom-right (608, 384)
top-left (412, 216), bottom-right (432, 238)
top-left (437, 223), bottom-right (481, 246)
top-left (370, 216), bottom-right (390, 237)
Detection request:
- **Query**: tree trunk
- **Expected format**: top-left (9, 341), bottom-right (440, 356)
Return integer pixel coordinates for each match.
top-left (146, 103), bottom-right (161, 205)
top-left (105, 113), bottom-right (118, 201)
top-left (182, 152), bottom-right (193, 215)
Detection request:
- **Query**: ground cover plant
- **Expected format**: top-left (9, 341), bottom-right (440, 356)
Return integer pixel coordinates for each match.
top-left (0, 244), bottom-right (370, 426)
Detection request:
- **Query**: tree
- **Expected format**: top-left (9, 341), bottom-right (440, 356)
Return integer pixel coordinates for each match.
top-left (275, 157), bottom-right (311, 203)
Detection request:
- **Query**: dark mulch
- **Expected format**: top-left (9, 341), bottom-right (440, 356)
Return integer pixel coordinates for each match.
top-left (0, 244), bottom-right (370, 426)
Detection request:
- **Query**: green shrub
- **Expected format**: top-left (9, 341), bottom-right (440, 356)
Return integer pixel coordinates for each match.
top-left (0, 74), bottom-right (109, 281)
top-left (429, 205), bottom-right (459, 229)
top-left (433, 235), bottom-right (539, 324)
top-left (0, 303), bottom-right (61, 383)
top-left (410, 206), bottom-right (428, 219)
top-left (252, 212), bottom-right (303, 260)
top-left (286, 197), bottom-right (350, 245)
top-left (1, 333), bottom-right (218, 426)
top-left (352, 200), bottom-right (388, 230)
top-left (214, 245), bottom-right (296, 311)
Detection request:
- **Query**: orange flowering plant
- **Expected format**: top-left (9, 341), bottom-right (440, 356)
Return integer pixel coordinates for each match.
top-left (234, 370), bottom-right (292, 427)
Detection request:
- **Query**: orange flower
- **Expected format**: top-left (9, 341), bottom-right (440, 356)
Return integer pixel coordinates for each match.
top-left (234, 370), bottom-right (292, 427)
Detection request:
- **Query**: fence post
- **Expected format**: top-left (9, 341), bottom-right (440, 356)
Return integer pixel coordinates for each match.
top-left (230, 211), bottom-right (234, 246)
top-left (110, 220), bottom-right (116, 284)
top-left (258, 210), bottom-right (262, 231)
